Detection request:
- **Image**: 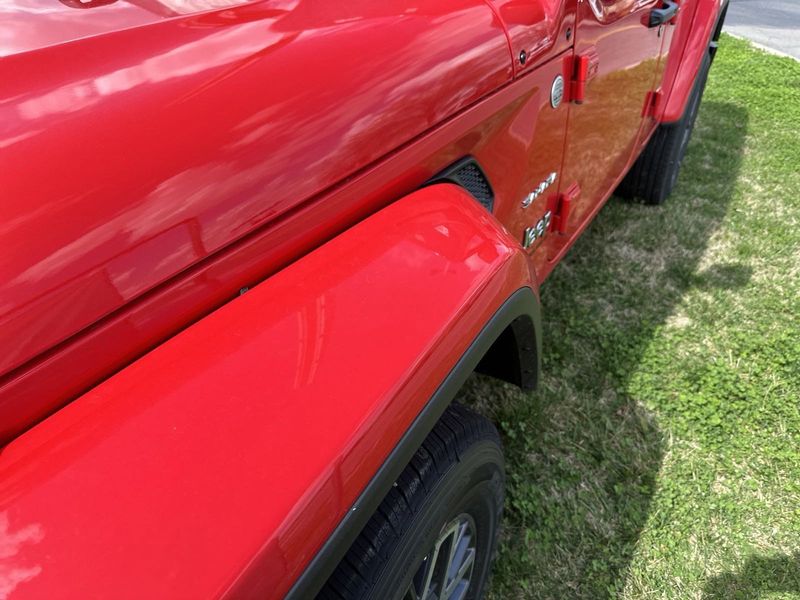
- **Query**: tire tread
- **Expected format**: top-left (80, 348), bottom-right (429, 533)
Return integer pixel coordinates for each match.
top-left (317, 403), bottom-right (501, 599)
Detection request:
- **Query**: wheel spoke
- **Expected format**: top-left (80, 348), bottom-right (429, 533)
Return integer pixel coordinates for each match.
top-left (447, 522), bottom-right (470, 583)
top-left (405, 581), bottom-right (419, 600)
top-left (453, 548), bottom-right (475, 586)
top-left (419, 547), bottom-right (440, 600)
top-left (406, 515), bottom-right (477, 600)
top-left (443, 548), bottom-right (474, 598)
top-left (437, 522), bottom-right (458, 597)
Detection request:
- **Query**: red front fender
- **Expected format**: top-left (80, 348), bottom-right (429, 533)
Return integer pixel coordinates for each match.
top-left (0, 185), bottom-right (539, 599)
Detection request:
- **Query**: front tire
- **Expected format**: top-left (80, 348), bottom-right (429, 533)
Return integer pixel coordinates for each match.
top-left (319, 403), bottom-right (504, 600)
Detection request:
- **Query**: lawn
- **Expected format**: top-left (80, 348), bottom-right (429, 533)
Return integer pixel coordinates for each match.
top-left (464, 34), bottom-right (800, 599)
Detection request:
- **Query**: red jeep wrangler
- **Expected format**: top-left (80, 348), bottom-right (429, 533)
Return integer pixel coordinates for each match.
top-left (0, 0), bottom-right (727, 597)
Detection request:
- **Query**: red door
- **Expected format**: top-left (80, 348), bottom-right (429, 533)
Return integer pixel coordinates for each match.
top-left (549, 0), bottom-right (667, 259)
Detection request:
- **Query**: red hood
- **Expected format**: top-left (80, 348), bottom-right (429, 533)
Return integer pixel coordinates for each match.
top-left (0, 0), bottom-right (259, 58)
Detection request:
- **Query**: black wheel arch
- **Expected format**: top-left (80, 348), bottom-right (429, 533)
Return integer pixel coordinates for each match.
top-left (285, 287), bottom-right (541, 599)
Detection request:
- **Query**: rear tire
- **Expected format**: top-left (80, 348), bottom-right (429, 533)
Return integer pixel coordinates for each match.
top-left (616, 52), bottom-right (712, 205)
top-left (318, 403), bottom-right (504, 600)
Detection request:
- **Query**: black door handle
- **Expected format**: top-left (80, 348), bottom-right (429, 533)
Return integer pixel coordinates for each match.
top-left (649, 0), bottom-right (679, 27)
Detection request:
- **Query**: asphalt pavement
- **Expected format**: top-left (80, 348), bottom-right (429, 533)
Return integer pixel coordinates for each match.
top-left (725, 0), bottom-right (800, 60)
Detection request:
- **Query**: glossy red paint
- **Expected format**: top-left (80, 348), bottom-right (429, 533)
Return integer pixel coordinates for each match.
top-left (0, 0), bottom-right (514, 442)
top-left (541, 0), bottom-right (724, 281)
top-left (1, 0), bottom-right (729, 595)
top-left (659, 0), bottom-right (723, 122)
top-left (0, 186), bottom-right (534, 600)
top-left (551, 0), bottom-right (665, 260)
top-left (488, 0), bottom-right (577, 74)
top-left (0, 0), bottom-right (725, 444)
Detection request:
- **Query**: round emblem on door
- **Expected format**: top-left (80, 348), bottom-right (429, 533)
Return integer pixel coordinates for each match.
top-left (550, 74), bottom-right (565, 109)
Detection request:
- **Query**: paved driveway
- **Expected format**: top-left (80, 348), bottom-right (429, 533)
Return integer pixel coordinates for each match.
top-left (725, 0), bottom-right (800, 60)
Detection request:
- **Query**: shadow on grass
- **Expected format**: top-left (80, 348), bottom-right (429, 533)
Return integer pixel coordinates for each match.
top-left (463, 100), bottom-right (750, 598)
top-left (702, 553), bottom-right (800, 599)
top-left (692, 262), bottom-right (754, 290)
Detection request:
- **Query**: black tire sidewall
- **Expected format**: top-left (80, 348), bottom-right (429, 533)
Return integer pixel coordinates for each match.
top-left (665, 53), bottom-right (712, 194)
top-left (370, 441), bottom-right (504, 600)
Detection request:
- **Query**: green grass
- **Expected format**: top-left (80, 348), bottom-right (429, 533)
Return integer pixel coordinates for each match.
top-left (463, 34), bottom-right (800, 599)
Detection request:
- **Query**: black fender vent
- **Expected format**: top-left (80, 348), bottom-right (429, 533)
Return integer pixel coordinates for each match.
top-left (426, 157), bottom-right (495, 213)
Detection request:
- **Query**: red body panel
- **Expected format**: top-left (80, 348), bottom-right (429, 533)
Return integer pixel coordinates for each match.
top-left (0, 0), bottom-right (513, 442)
top-left (0, 0), bottom-right (726, 596)
top-left (0, 186), bottom-right (534, 600)
top-left (548, 0), bottom-right (664, 265)
top-left (0, 0), bottom-right (721, 442)
top-left (488, 0), bottom-right (576, 74)
top-left (659, 0), bottom-right (723, 122)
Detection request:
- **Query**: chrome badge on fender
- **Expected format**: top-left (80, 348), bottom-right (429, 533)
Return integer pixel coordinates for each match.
top-left (523, 211), bottom-right (552, 249)
top-left (522, 172), bottom-right (557, 208)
